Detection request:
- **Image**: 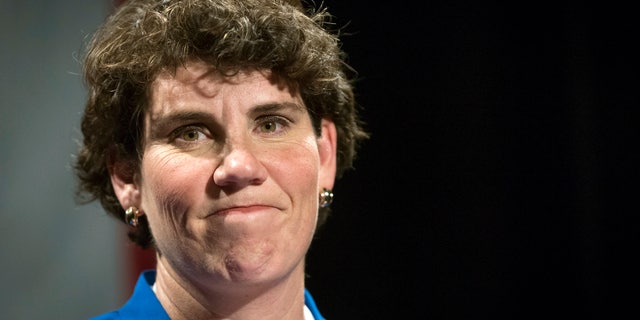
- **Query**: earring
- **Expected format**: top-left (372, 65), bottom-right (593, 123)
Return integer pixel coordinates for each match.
top-left (125, 206), bottom-right (141, 227)
top-left (319, 188), bottom-right (334, 208)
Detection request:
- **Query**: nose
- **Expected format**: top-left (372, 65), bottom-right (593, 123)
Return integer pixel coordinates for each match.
top-left (212, 142), bottom-right (267, 188)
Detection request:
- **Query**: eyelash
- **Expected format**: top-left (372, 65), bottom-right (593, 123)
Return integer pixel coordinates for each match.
top-left (168, 114), bottom-right (293, 145)
top-left (255, 115), bottom-right (292, 135)
top-left (169, 125), bottom-right (208, 145)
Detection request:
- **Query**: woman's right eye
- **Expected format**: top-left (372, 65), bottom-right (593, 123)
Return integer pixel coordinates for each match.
top-left (180, 128), bottom-right (203, 141)
top-left (171, 126), bottom-right (208, 144)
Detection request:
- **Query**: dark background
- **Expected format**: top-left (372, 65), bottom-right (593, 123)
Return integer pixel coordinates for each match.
top-left (306, 1), bottom-right (639, 319)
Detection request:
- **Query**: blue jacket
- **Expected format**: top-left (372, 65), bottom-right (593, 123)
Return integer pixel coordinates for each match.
top-left (90, 270), bottom-right (325, 320)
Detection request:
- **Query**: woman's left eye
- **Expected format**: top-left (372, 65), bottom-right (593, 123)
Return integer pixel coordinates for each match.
top-left (257, 117), bottom-right (289, 134)
top-left (260, 121), bottom-right (279, 133)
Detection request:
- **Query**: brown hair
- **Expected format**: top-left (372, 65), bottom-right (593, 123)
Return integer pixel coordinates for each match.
top-left (75, 0), bottom-right (368, 248)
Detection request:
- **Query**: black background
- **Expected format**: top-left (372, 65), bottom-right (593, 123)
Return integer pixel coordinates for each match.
top-left (305, 1), bottom-right (639, 319)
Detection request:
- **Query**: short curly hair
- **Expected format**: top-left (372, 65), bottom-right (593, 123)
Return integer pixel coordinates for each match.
top-left (74, 0), bottom-right (368, 248)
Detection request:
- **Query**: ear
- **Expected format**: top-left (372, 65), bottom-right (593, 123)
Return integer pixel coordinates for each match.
top-left (317, 118), bottom-right (338, 190)
top-left (107, 149), bottom-right (141, 210)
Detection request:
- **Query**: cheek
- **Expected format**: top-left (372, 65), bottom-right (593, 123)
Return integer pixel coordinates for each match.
top-left (142, 151), bottom-right (186, 202)
top-left (138, 149), bottom-right (210, 231)
top-left (268, 139), bottom-right (322, 240)
top-left (266, 138), bottom-right (320, 192)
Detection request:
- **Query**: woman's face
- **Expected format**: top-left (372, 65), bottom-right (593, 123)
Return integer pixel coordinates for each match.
top-left (112, 62), bottom-right (336, 287)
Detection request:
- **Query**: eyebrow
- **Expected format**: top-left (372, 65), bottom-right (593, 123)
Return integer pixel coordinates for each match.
top-left (148, 111), bottom-right (212, 139)
top-left (247, 102), bottom-right (305, 117)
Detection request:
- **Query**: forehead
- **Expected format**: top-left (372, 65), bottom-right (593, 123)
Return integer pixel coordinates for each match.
top-left (147, 62), bottom-right (301, 118)
top-left (152, 62), bottom-right (294, 98)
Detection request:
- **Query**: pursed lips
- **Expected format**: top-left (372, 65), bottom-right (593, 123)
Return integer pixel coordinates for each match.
top-left (212, 204), bottom-right (277, 216)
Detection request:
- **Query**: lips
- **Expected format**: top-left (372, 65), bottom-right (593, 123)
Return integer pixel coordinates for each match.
top-left (214, 205), bottom-right (275, 216)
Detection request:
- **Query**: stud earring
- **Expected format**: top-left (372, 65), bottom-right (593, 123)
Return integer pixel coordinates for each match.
top-left (125, 206), bottom-right (141, 227)
top-left (319, 188), bottom-right (334, 208)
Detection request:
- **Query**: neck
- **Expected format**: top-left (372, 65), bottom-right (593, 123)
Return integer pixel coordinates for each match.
top-left (153, 256), bottom-right (307, 320)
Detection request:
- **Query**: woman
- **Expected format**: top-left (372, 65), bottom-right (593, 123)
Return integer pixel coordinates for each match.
top-left (75, 0), bottom-right (367, 319)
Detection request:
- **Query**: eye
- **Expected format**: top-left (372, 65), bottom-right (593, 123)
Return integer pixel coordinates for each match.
top-left (170, 125), bottom-right (208, 145)
top-left (256, 116), bottom-right (290, 135)
top-left (259, 121), bottom-right (280, 133)
top-left (181, 128), bottom-right (203, 141)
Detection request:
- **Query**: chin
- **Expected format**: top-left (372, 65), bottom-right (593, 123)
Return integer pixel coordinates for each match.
top-left (222, 248), bottom-right (272, 279)
top-left (223, 254), bottom-right (299, 285)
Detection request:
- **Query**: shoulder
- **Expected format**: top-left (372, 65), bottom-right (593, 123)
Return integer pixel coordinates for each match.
top-left (88, 270), bottom-right (170, 320)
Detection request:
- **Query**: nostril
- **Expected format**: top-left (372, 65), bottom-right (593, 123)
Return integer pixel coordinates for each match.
top-left (212, 149), bottom-right (267, 187)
